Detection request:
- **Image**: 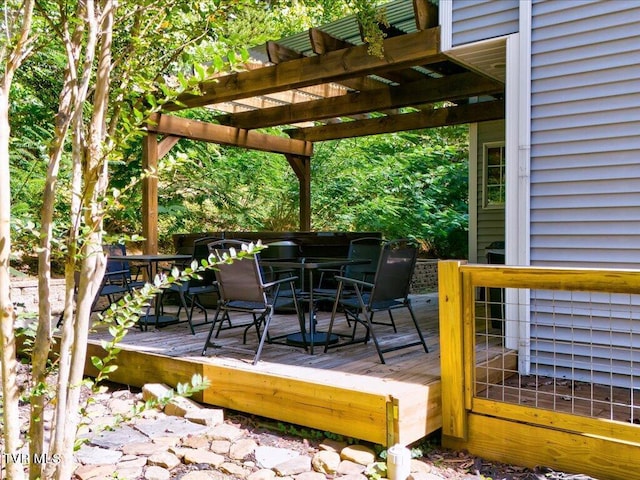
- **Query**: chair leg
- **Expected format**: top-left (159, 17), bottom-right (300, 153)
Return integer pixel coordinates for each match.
top-left (373, 304), bottom-right (429, 363)
top-left (188, 295), bottom-right (209, 325)
top-left (387, 311), bottom-right (398, 333)
top-left (202, 307), bottom-right (224, 355)
top-left (407, 303), bottom-right (429, 354)
top-left (178, 289), bottom-right (196, 335)
top-left (252, 307), bottom-right (274, 365)
top-left (323, 283), bottom-right (343, 352)
top-left (243, 313), bottom-right (262, 345)
top-left (364, 311), bottom-right (386, 364)
top-left (214, 311), bottom-right (232, 338)
top-left (369, 311), bottom-right (398, 333)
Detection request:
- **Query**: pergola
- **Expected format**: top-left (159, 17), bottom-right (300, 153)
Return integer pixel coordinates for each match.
top-left (141, 0), bottom-right (505, 254)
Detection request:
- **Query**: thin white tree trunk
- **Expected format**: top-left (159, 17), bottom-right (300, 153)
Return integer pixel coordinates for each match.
top-left (47, 2), bottom-right (116, 478)
top-left (0, 88), bottom-right (26, 480)
top-left (0, 2), bottom-right (35, 479)
top-left (30, 11), bottom-right (92, 478)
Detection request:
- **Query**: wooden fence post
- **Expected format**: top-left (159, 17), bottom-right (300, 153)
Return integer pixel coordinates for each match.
top-left (438, 260), bottom-right (467, 440)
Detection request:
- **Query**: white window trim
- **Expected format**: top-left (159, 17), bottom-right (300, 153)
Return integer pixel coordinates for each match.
top-left (482, 141), bottom-right (506, 209)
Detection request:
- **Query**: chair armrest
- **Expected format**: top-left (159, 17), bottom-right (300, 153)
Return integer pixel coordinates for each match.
top-left (103, 269), bottom-right (130, 279)
top-left (263, 276), bottom-right (298, 289)
top-left (334, 275), bottom-right (373, 289)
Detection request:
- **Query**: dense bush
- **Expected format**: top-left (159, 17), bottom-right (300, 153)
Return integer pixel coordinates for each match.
top-left (11, 124), bottom-right (469, 267)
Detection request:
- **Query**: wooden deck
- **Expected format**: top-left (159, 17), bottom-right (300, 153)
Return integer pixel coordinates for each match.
top-left (85, 294), bottom-right (442, 447)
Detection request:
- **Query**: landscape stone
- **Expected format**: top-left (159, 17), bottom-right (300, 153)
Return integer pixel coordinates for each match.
top-left (164, 395), bottom-right (202, 417)
top-left (340, 445), bottom-right (376, 465)
top-left (318, 438), bottom-right (348, 453)
top-left (312, 450), bottom-right (341, 474)
top-left (121, 441), bottom-right (168, 456)
top-left (74, 445), bottom-right (123, 465)
top-left (152, 436), bottom-right (181, 448)
top-left (147, 451), bottom-right (181, 470)
top-left (108, 397), bottom-right (134, 415)
top-left (142, 383), bottom-right (173, 403)
top-left (168, 446), bottom-right (196, 460)
top-left (185, 408), bottom-right (225, 426)
top-left (182, 448), bottom-right (225, 467)
top-left (85, 403), bottom-right (108, 417)
top-left (296, 472), bottom-right (327, 480)
top-left (229, 438), bottom-right (258, 460)
top-left (90, 425), bottom-right (149, 448)
top-left (220, 461), bottom-right (248, 477)
top-left (116, 455), bottom-right (148, 468)
top-left (254, 446), bottom-right (300, 469)
top-left (86, 415), bottom-right (117, 432)
top-left (210, 439), bottom-right (231, 454)
top-left (134, 415), bottom-right (208, 438)
top-left (115, 465), bottom-right (144, 479)
top-left (207, 423), bottom-right (245, 442)
top-left (273, 455), bottom-right (312, 476)
top-left (411, 459), bottom-right (432, 475)
top-left (74, 464), bottom-right (115, 480)
top-left (336, 475), bottom-right (368, 480)
top-left (247, 469), bottom-right (277, 480)
top-left (181, 471), bottom-right (228, 480)
top-left (182, 433), bottom-right (211, 449)
top-left (144, 465), bottom-right (171, 480)
top-left (410, 473), bottom-right (448, 480)
top-left (337, 460), bottom-right (366, 476)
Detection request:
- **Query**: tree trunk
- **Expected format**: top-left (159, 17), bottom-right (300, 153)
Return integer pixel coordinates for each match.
top-left (46, 2), bottom-right (115, 478)
top-left (0, 87), bottom-right (26, 480)
top-left (0, 2), bottom-right (34, 479)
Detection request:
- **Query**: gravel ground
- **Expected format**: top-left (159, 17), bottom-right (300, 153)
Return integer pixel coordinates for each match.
top-left (3, 364), bottom-right (599, 480)
top-left (224, 409), bottom-right (597, 480)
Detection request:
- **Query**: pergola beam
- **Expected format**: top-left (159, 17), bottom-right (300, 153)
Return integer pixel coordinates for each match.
top-left (166, 27), bottom-right (442, 110)
top-left (147, 113), bottom-right (312, 157)
top-left (220, 72), bottom-right (503, 129)
top-left (413, 0), bottom-right (439, 30)
top-left (308, 28), bottom-right (426, 84)
top-left (286, 100), bottom-right (505, 142)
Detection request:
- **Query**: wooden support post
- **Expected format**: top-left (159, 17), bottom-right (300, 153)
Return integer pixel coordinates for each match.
top-left (285, 154), bottom-right (311, 232)
top-left (142, 133), bottom-right (159, 254)
top-left (386, 396), bottom-right (400, 446)
top-left (438, 260), bottom-right (467, 440)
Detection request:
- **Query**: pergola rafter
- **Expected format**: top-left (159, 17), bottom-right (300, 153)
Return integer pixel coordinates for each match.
top-left (141, 1), bottom-right (505, 254)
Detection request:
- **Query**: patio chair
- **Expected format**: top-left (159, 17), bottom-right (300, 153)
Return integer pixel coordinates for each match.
top-left (323, 239), bottom-right (429, 364)
top-left (202, 240), bottom-right (304, 364)
top-left (93, 244), bottom-right (145, 312)
top-left (314, 236), bottom-right (392, 334)
top-left (315, 236), bottom-right (386, 307)
top-left (160, 236), bottom-right (221, 334)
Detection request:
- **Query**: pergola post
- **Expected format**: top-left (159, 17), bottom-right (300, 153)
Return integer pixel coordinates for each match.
top-left (285, 154), bottom-right (312, 231)
top-left (141, 133), bottom-right (159, 254)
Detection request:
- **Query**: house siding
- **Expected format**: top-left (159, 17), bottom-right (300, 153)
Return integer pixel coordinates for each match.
top-left (530, 0), bottom-right (640, 270)
top-left (528, 0), bottom-right (640, 386)
top-left (451, 0), bottom-right (519, 47)
top-left (476, 120), bottom-right (505, 263)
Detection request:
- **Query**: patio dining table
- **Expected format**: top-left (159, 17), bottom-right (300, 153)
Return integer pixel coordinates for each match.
top-left (108, 253), bottom-right (192, 329)
top-left (260, 257), bottom-right (369, 354)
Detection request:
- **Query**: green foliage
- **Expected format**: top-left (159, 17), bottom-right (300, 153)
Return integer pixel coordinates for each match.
top-left (311, 128), bottom-right (469, 258)
top-left (8, 2), bottom-right (471, 267)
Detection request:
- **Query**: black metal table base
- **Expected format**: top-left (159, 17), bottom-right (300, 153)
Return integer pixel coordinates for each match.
top-left (138, 314), bottom-right (181, 329)
top-left (286, 332), bottom-right (339, 347)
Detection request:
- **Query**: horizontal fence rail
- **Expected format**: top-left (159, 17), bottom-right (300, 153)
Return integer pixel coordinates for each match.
top-left (439, 261), bottom-right (640, 444)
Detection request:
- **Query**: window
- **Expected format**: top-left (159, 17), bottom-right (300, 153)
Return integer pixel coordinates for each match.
top-left (483, 142), bottom-right (506, 207)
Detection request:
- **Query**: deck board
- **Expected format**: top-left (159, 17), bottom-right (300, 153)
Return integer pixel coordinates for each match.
top-left (85, 293), bottom-right (441, 446)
